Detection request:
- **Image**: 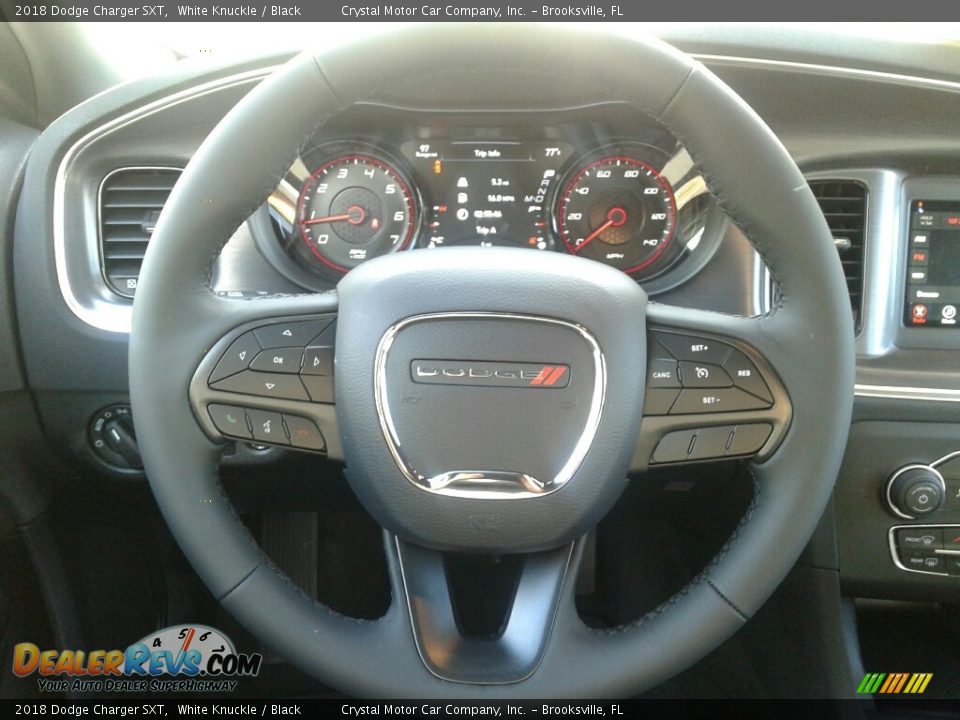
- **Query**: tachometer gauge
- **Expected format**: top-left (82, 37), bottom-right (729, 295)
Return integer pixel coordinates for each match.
top-left (297, 154), bottom-right (416, 274)
top-left (557, 156), bottom-right (677, 276)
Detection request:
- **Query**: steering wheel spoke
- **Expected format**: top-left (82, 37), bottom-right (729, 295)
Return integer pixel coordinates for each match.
top-left (387, 536), bottom-right (579, 685)
top-left (632, 306), bottom-right (792, 471)
top-left (187, 294), bottom-right (342, 459)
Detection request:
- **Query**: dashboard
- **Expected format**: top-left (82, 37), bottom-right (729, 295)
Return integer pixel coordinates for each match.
top-left (11, 31), bottom-right (960, 611)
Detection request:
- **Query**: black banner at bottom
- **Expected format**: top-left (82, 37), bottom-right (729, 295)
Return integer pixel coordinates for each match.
top-left (2, 699), bottom-right (959, 720)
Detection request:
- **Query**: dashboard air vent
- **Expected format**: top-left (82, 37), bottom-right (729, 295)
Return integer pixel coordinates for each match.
top-left (808, 179), bottom-right (867, 331)
top-left (99, 168), bottom-right (181, 298)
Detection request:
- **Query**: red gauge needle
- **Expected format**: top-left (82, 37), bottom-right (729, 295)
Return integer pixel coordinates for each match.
top-left (573, 206), bottom-right (627, 253)
top-left (302, 205), bottom-right (366, 226)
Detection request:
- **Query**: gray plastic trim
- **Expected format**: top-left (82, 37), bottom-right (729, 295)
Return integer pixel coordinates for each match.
top-left (695, 54), bottom-right (960, 95)
top-left (54, 68), bottom-right (275, 334)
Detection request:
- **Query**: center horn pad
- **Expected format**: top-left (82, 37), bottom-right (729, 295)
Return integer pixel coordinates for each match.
top-left (336, 247), bottom-right (647, 553)
top-left (376, 312), bottom-right (603, 498)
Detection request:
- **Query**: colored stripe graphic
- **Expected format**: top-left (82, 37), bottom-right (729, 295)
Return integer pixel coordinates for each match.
top-left (543, 367), bottom-right (567, 386)
top-left (857, 673), bottom-right (932, 694)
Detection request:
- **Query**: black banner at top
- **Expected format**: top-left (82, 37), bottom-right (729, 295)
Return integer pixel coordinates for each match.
top-left (6, 0), bottom-right (960, 21)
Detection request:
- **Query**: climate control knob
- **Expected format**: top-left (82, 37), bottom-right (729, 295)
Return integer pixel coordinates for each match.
top-left (886, 464), bottom-right (946, 519)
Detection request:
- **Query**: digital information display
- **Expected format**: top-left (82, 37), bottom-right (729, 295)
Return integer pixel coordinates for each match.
top-left (402, 140), bottom-right (574, 249)
top-left (905, 200), bottom-right (960, 328)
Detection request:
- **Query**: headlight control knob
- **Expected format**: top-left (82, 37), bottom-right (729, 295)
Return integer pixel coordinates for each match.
top-left (886, 464), bottom-right (946, 519)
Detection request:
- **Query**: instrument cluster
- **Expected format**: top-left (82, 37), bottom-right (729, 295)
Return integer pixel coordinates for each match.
top-left (257, 113), bottom-right (726, 295)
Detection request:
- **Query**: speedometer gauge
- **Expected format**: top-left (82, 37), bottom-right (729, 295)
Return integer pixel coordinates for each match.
top-left (557, 156), bottom-right (677, 276)
top-left (297, 154), bottom-right (416, 274)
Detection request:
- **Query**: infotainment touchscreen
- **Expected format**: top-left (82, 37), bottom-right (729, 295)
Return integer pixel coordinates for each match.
top-left (904, 200), bottom-right (960, 328)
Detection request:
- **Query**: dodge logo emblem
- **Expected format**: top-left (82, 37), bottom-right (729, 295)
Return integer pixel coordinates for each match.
top-left (411, 360), bottom-right (570, 389)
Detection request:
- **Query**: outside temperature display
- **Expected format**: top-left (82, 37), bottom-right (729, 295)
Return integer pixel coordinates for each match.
top-left (403, 140), bottom-right (573, 250)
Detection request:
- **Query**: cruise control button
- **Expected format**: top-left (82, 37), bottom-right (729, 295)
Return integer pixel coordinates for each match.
top-left (722, 349), bottom-right (773, 403)
top-left (207, 404), bottom-right (252, 439)
top-left (670, 388), bottom-right (770, 414)
top-left (246, 409), bottom-right (288, 445)
top-left (654, 332), bottom-right (731, 365)
top-left (302, 346), bottom-right (334, 376)
top-left (250, 348), bottom-right (303, 374)
top-left (896, 527), bottom-right (943, 552)
top-left (283, 415), bottom-right (326, 451)
top-left (646, 358), bottom-right (680, 388)
top-left (901, 551), bottom-right (944, 574)
top-left (254, 319), bottom-right (332, 349)
top-left (726, 424), bottom-right (773, 455)
top-left (209, 331), bottom-right (260, 384)
top-left (643, 388), bottom-right (679, 415)
top-left (678, 361), bottom-right (732, 388)
top-left (211, 371), bottom-right (309, 401)
top-left (301, 375), bottom-right (335, 403)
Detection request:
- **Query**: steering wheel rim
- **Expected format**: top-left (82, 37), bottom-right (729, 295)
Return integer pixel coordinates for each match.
top-left (130, 25), bottom-right (854, 697)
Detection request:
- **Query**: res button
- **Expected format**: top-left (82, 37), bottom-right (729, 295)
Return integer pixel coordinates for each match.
top-left (721, 349), bottom-right (773, 403)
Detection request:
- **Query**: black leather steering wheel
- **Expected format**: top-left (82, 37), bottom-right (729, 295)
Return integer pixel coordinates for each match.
top-left (130, 25), bottom-right (854, 697)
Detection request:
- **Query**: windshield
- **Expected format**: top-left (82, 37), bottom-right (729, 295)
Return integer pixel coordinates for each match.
top-left (78, 21), bottom-right (960, 83)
